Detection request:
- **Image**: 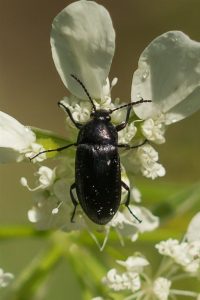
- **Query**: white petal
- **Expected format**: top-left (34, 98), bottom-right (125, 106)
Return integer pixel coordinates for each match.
top-left (186, 212), bottom-right (200, 242)
top-left (132, 31), bottom-right (200, 123)
top-left (37, 166), bottom-right (56, 188)
top-left (0, 268), bottom-right (14, 288)
top-left (51, 1), bottom-right (115, 100)
top-left (0, 111), bottom-right (35, 163)
top-left (124, 205), bottom-right (159, 233)
top-left (117, 256), bottom-right (149, 272)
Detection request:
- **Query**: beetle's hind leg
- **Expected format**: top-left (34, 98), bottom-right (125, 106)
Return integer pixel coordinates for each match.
top-left (70, 182), bottom-right (79, 223)
top-left (121, 181), bottom-right (141, 223)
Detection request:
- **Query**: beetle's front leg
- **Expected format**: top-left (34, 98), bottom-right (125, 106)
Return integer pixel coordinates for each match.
top-left (70, 182), bottom-right (79, 223)
top-left (121, 181), bottom-right (141, 223)
top-left (58, 101), bottom-right (83, 129)
top-left (30, 143), bottom-right (77, 161)
top-left (115, 105), bottom-right (132, 132)
top-left (118, 139), bottom-right (147, 149)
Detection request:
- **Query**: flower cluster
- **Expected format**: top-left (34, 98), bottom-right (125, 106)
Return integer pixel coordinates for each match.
top-left (101, 254), bottom-right (173, 300)
top-left (156, 238), bottom-right (200, 274)
top-left (94, 212), bottom-right (200, 300)
top-left (156, 212), bottom-right (200, 276)
top-left (1, 0), bottom-right (200, 241)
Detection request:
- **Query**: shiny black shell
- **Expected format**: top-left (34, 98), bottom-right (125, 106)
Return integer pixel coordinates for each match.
top-left (75, 112), bottom-right (121, 225)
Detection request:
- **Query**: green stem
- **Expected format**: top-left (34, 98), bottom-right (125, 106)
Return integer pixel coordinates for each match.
top-left (62, 242), bottom-right (107, 300)
top-left (7, 241), bottom-right (63, 300)
top-left (124, 291), bottom-right (145, 300)
top-left (0, 225), bottom-right (50, 239)
top-left (170, 273), bottom-right (194, 282)
top-left (171, 289), bottom-right (199, 298)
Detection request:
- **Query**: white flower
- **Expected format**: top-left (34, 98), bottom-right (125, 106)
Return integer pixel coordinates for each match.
top-left (102, 255), bottom-right (150, 296)
top-left (131, 187), bottom-right (142, 203)
top-left (153, 277), bottom-right (171, 300)
top-left (23, 161), bottom-right (85, 231)
top-left (118, 122), bottom-right (137, 144)
top-left (0, 111), bottom-right (45, 163)
top-left (132, 31), bottom-right (200, 124)
top-left (21, 166), bottom-right (56, 191)
top-left (0, 268), bottom-right (14, 288)
top-left (156, 238), bottom-right (180, 256)
top-left (108, 205), bottom-right (159, 242)
top-left (141, 115), bottom-right (166, 144)
top-left (49, 1), bottom-right (200, 189)
top-left (60, 95), bottom-right (91, 126)
top-left (117, 256), bottom-right (149, 273)
top-left (124, 205), bottom-right (159, 234)
top-left (130, 144), bottom-right (166, 179)
top-left (52, 2), bottom-right (200, 125)
top-left (101, 252), bottom-right (200, 299)
top-left (60, 92), bottom-right (126, 130)
top-left (155, 238), bottom-right (200, 274)
top-left (102, 268), bottom-right (141, 293)
top-left (27, 174), bottom-right (86, 231)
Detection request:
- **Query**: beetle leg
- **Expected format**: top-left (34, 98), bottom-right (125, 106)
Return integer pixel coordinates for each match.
top-left (118, 139), bottom-right (147, 149)
top-left (115, 105), bottom-right (132, 132)
top-left (58, 102), bottom-right (83, 129)
top-left (121, 181), bottom-right (142, 223)
top-left (30, 143), bottom-right (77, 161)
top-left (70, 182), bottom-right (79, 223)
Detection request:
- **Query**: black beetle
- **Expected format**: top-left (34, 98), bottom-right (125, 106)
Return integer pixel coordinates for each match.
top-left (32, 75), bottom-right (151, 225)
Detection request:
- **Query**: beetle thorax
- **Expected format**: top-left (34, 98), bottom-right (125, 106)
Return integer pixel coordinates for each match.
top-left (77, 110), bottom-right (118, 145)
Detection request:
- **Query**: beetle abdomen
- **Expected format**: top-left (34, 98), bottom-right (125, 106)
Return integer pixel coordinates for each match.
top-left (75, 144), bottom-right (121, 225)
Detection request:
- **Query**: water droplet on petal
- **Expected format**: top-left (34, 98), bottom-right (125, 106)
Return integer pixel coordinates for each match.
top-left (136, 93), bottom-right (142, 100)
top-left (171, 118), bottom-right (177, 123)
top-left (141, 69), bottom-right (149, 81)
top-left (169, 36), bottom-right (178, 44)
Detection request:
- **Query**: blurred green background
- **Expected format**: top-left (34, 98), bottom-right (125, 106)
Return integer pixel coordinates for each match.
top-left (0, 1), bottom-right (200, 299)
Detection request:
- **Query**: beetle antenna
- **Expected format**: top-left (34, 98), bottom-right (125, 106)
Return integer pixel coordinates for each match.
top-left (71, 74), bottom-right (96, 112)
top-left (110, 99), bottom-right (152, 113)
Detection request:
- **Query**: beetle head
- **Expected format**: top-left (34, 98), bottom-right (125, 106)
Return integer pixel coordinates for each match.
top-left (90, 109), bottom-right (111, 121)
